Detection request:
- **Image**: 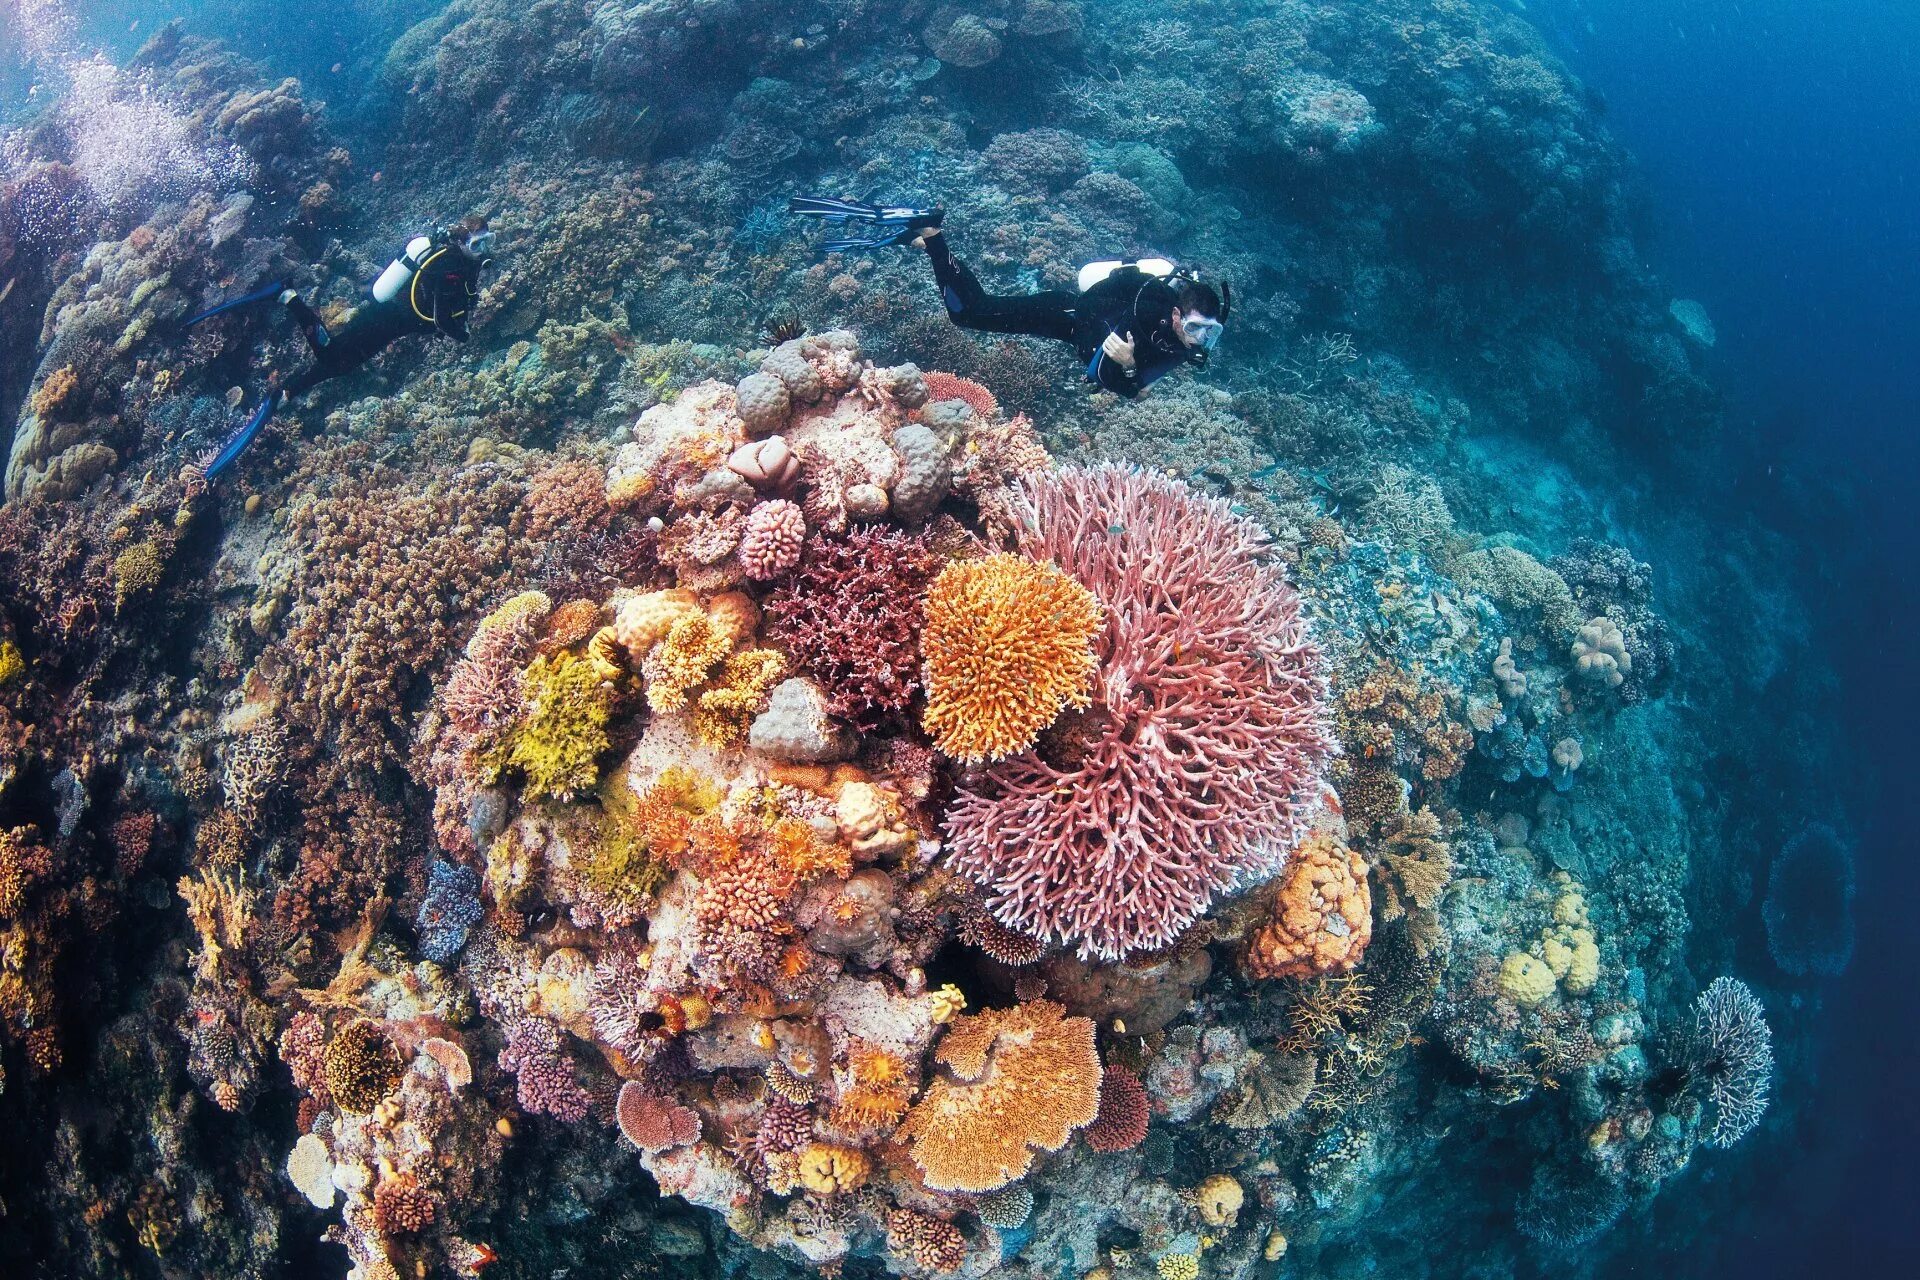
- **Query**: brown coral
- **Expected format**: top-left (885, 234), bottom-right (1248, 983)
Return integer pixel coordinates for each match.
top-left (322, 1019), bottom-right (403, 1114)
top-left (920, 554), bottom-right (1104, 763)
top-left (1244, 834), bottom-right (1374, 981)
top-left (372, 1173), bottom-right (436, 1236)
top-left (887, 1206), bottom-right (967, 1274)
top-left (894, 999), bottom-right (1101, 1192)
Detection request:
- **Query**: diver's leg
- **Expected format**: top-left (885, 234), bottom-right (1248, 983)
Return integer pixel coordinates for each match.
top-left (923, 235), bottom-right (1079, 343)
top-left (281, 293), bottom-right (333, 355)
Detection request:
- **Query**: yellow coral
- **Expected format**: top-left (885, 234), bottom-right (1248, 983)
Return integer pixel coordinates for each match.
top-left (468, 590), bottom-right (552, 658)
top-left (111, 540), bottom-right (166, 608)
top-left (1156, 1253), bottom-right (1200, 1280)
top-left (693, 648), bottom-right (786, 747)
top-left (643, 611), bottom-right (729, 712)
top-left (585, 626), bottom-right (626, 682)
top-left (1195, 1174), bottom-right (1243, 1227)
top-left (920, 553), bottom-right (1104, 764)
top-left (894, 999), bottom-right (1101, 1192)
top-left (0, 641), bottom-right (22, 687)
top-left (508, 651), bottom-right (613, 799)
top-left (1499, 952), bottom-right (1556, 1006)
top-left (798, 1142), bottom-right (870, 1195)
top-left (927, 983), bottom-right (966, 1024)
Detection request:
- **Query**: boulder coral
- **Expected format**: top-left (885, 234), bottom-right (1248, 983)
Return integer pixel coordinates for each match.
top-left (1243, 830), bottom-right (1373, 981)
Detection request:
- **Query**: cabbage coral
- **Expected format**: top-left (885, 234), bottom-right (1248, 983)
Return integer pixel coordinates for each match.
top-left (920, 553), bottom-right (1104, 763)
top-left (943, 466), bottom-right (1334, 961)
top-left (893, 998), bottom-right (1100, 1192)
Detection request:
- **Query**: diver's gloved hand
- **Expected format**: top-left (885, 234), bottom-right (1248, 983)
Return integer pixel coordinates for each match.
top-left (1102, 331), bottom-right (1138, 370)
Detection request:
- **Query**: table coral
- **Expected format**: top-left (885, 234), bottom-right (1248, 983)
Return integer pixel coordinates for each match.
top-left (894, 999), bottom-right (1101, 1192)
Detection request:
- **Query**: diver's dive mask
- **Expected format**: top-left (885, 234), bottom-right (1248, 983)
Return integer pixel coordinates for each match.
top-left (465, 228), bottom-right (495, 256)
top-left (1180, 312), bottom-right (1224, 352)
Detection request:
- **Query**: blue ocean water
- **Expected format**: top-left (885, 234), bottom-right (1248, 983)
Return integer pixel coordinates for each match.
top-left (2, 0), bottom-right (1916, 1275)
top-left (1517, 3), bottom-right (1920, 1272)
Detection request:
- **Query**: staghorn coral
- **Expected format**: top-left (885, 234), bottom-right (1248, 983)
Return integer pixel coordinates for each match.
top-left (1682, 977), bottom-right (1774, 1148)
top-left (945, 466), bottom-right (1334, 960)
top-left (894, 999), bottom-right (1100, 1192)
top-left (762, 527), bottom-right (944, 733)
top-left (1244, 831), bottom-right (1373, 980)
top-left (921, 553), bottom-right (1105, 764)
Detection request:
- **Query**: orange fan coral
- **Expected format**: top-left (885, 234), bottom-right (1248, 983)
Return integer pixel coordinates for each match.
top-left (920, 554), bottom-right (1104, 764)
top-left (922, 370), bottom-right (998, 421)
top-left (893, 999), bottom-right (1100, 1192)
top-left (1243, 833), bottom-right (1373, 981)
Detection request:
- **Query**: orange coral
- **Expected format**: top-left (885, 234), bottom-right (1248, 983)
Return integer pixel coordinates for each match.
top-left (832, 1039), bottom-right (913, 1130)
top-left (922, 371), bottom-right (999, 420)
top-left (765, 815), bottom-right (851, 883)
top-left (540, 599), bottom-right (605, 652)
top-left (894, 999), bottom-right (1101, 1192)
top-left (920, 554), bottom-right (1104, 764)
top-left (1243, 833), bottom-right (1373, 981)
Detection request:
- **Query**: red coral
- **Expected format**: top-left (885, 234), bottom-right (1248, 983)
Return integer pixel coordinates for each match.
top-left (616, 1081), bottom-right (703, 1152)
top-left (1085, 1064), bottom-right (1149, 1152)
top-left (761, 528), bottom-right (942, 732)
top-left (755, 1095), bottom-right (815, 1155)
top-left (278, 1010), bottom-right (331, 1103)
top-left (943, 466), bottom-right (1335, 961)
top-left (922, 371), bottom-right (999, 421)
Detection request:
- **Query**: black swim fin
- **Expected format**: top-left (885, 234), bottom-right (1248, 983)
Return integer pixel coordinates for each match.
top-left (184, 278), bottom-right (289, 327)
top-left (789, 196), bottom-right (943, 251)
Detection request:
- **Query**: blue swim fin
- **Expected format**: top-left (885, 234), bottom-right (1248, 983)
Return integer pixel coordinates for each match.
top-left (789, 196), bottom-right (943, 252)
top-left (202, 395), bottom-right (277, 481)
top-left (184, 278), bottom-right (288, 327)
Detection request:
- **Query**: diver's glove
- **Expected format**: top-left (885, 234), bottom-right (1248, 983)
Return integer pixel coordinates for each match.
top-left (789, 195), bottom-right (944, 252)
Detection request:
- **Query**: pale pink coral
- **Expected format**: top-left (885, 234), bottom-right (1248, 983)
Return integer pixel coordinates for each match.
top-left (942, 466), bottom-right (1334, 961)
top-left (738, 500), bottom-right (807, 580)
top-left (617, 1082), bottom-right (704, 1152)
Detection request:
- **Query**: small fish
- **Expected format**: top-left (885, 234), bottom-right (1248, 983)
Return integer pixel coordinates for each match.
top-left (1106, 522), bottom-right (1125, 535)
top-left (331, 63), bottom-right (344, 74)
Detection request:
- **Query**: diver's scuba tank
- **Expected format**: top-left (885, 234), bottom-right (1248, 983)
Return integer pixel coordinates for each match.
top-left (1077, 257), bottom-right (1177, 292)
top-left (372, 235), bottom-right (435, 304)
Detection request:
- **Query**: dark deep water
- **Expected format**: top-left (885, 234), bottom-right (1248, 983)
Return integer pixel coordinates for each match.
top-left (1524, 1), bottom-right (1920, 1273)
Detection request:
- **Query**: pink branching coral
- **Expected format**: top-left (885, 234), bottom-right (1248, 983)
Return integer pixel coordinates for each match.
top-left (498, 1017), bottom-right (591, 1123)
top-left (943, 466), bottom-right (1334, 961)
top-left (762, 528), bottom-right (944, 732)
top-left (922, 371), bottom-right (1000, 421)
top-left (738, 499), bottom-right (806, 579)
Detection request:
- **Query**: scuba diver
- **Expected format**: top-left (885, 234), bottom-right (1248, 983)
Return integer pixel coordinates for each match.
top-left (788, 196), bottom-right (1227, 399)
top-left (184, 216), bottom-right (496, 480)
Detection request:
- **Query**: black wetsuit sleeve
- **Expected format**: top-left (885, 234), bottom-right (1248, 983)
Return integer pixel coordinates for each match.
top-left (424, 252), bottom-right (484, 342)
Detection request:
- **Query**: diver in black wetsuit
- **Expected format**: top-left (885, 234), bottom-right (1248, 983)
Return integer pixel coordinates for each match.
top-left (188, 217), bottom-right (495, 480)
top-left (917, 225), bottom-right (1226, 399)
top-left (277, 217), bottom-right (492, 399)
top-left (787, 195), bottom-right (1229, 399)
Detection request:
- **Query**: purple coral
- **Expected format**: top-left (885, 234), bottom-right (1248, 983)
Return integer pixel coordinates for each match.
top-left (416, 859), bottom-right (484, 964)
top-left (498, 1017), bottom-right (592, 1123)
top-left (762, 528), bottom-right (943, 732)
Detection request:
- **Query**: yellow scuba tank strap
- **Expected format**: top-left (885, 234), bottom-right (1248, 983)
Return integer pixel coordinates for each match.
top-left (409, 247), bottom-right (452, 324)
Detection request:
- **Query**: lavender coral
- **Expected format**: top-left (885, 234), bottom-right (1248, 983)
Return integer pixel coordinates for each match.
top-left (943, 466), bottom-right (1335, 960)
